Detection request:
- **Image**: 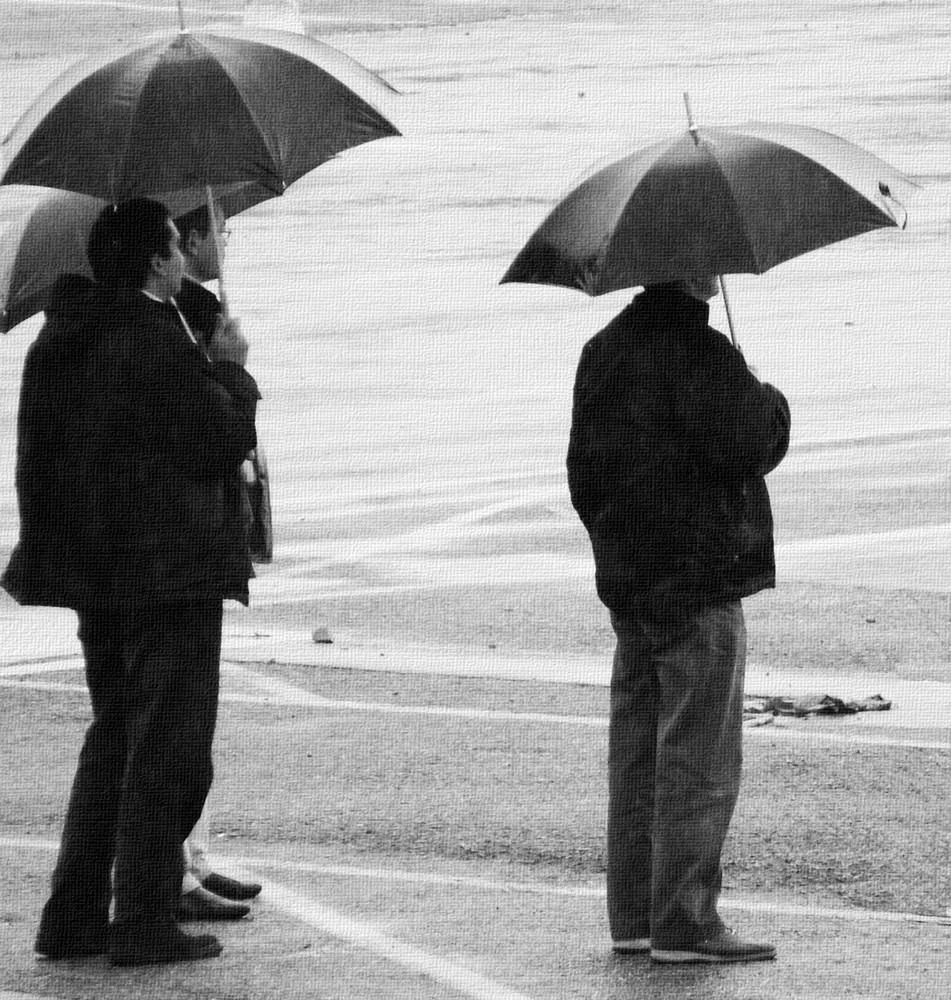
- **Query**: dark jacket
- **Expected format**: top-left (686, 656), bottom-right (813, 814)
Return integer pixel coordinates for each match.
top-left (567, 286), bottom-right (790, 619)
top-left (2, 274), bottom-right (260, 609)
top-left (175, 275), bottom-right (220, 349)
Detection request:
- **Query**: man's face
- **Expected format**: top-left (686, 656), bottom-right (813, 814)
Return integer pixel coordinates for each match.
top-left (185, 209), bottom-right (226, 281)
top-left (153, 220), bottom-right (185, 300)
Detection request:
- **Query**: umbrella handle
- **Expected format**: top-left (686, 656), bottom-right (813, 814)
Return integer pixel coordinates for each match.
top-left (718, 274), bottom-right (739, 351)
top-left (205, 184), bottom-right (230, 320)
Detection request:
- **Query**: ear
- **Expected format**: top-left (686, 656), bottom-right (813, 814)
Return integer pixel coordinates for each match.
top-left (149, 250), bottom-right (172, 276)
top-left (183, 229), bottom-right (201, 258)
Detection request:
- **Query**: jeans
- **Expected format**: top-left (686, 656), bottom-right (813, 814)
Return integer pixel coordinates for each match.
top-left (607, 601), bottom-right (746, 948)
top-left (39, 601), bottom-right (222, 933)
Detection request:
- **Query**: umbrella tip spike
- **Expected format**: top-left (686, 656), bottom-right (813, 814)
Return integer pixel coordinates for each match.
top-left (683, 91), bottom-right (700, 145)
top-left (683, 91), bottom-right (694, 126)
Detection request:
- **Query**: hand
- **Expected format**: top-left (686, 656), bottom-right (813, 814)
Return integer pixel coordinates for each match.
top-left (208, 315), bottom-right (248, 366)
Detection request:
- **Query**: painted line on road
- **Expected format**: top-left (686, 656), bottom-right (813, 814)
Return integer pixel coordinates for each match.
top-left (4, 837), bottom-right (950, 931)
top-left (239, 858), bottom-right (951, 929)
top-left (2, 665), bottom-right (950, 750)
top-left (0, 836), bottom-right (532, 1000)
top-left (0, 658), bottom-right (81, 675)
top-left (252, 877), bottom-right (536, 1000)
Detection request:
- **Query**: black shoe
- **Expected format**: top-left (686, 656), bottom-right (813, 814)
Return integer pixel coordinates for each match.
top-left (201, 872), bottom-right (262, 901)
top-left (36, 925), bottom-right (109, 960)
top-left (109, 924), bottom-right (223, 967)
top-left (651, 928), bottom-right (776, 964)
top-left (35, 904), bottom-right (110, 960)
top-left (177, 886), bottom-right (251, 921)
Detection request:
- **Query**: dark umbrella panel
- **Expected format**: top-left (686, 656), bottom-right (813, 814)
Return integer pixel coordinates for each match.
top-left (1, 29), bottom-right (401, 202)
top-left (502, 122), bottom-right (914, 296)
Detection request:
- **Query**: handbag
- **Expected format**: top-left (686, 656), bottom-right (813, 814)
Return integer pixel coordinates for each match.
top-left (242, 446), bottom-right (273, 564)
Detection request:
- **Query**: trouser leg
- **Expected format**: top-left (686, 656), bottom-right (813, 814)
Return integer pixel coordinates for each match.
top-left (39, 608), bottom-right (130, 933)
top-left (648, 601), bottom-right (746, 948)
top-left (112, 601), bottom-right (222, 927)
top-left (606, 613), bottom-right (658, 941)
top-left (185, 803), bottom-right (212, 881)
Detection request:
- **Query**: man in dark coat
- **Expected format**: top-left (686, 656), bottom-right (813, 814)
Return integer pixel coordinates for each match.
top-left (2, 198), bottom-right (260, 966)
top-left (567, 276), bottom-right (790, 964)
top-left (174, 204), bottom-right (226, 349)
top-left (172, 203), bottom-right (265, 916)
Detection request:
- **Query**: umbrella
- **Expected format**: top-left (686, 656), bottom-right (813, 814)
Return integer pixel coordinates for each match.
top-left (0, 25), bottom-right (400, 203)
top-left (0, 20), bottom-right (400, 316)
top-left (500, 118), bottom-right (915, 309)
top-left (0, 181), bottom-right (273, 333)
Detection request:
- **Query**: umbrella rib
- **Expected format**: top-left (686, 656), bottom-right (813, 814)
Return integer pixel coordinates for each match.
top-left (192, 36), bottom-right (289, 187)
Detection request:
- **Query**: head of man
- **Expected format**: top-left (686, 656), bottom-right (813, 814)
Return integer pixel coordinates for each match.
top-left (174, 204), bottom-right (226, 282)
top-left (87, 198), bottom-right (184, 300)
top-left (678, 275), bottom-right (720, 302)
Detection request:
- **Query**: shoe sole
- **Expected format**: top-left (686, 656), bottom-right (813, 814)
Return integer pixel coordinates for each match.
top-left (651, 949), bottom-right (776, 964)
top-left (36, 948), bottom-right (107, 960)
top-left (109, 945), bottom-right (223, 967)
top-left (612, 940), bottom-right (651, 954)
top-left (177, 909), bottom-right (250, 922)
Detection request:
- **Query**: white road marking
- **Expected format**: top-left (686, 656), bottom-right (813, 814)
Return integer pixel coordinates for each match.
top-left (3, 837), bottom-right (950, 930)
top-left (2, 663), bottom-right (949, 750)
top-left (252, 877), bottom-right (536, 1000)
top-left (0, 658), bottom-right (81, 676)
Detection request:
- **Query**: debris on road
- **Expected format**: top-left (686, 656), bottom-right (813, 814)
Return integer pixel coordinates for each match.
top-left (744, 693), bottom-right (892, 718)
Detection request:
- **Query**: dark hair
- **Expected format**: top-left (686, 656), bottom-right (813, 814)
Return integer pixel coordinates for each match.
top-left (87, 198), bottom-right (175, 289)
top-left (174, 205), bottom-right (211, 242)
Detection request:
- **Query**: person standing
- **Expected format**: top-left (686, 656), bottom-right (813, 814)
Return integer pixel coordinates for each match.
top-left (567, 276), bottom-right (790, 964)
top-left (3, 198), bottom-right (260, 966)
top-left (173, 204), bottom-right (264, 917)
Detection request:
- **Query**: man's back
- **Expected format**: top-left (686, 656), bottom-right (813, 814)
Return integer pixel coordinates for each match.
top-left (567, 285), bottom-right (790, 619)
top-left (4, 279), bottom-right (259, 609)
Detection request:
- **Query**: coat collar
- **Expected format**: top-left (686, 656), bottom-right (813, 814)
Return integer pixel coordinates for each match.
top-left (632, 285), bottom-right (711, 326)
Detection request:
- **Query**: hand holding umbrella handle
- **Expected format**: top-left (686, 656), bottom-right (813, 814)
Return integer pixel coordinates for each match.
top-left (208, 315), bottom-right (248, 366)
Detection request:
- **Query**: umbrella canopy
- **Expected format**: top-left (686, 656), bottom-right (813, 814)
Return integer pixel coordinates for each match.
top-left (500, 122), bottom-right (915, 295)
top-left (1, 26), bottom-right (400, 202)
top-left (0, 181), bottom-right (273, 333)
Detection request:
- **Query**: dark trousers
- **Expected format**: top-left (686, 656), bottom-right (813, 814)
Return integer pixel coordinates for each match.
top-left (40, 601), bottom-right (222, 933)
top-left (607, 601), bottom-right (746, 949)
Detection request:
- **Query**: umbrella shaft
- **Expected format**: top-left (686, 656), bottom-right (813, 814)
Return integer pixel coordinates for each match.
top-left (718, 274), bottom-right (738, 350)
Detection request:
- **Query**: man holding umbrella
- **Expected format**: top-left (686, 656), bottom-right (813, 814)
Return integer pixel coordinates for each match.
top-left (3, 198), bottom-right (260, 966)
top-left (566, 275), bottom-right (789, 963)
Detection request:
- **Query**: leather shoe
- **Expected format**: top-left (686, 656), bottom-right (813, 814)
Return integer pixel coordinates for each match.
top-left (651, 928), bottom-right (776, 964)
top-left (36, 926), bottom-right (109, 960)
top-left (109, 924), bottom-right (222, 966)
top-left (201, 871), bottom-right (262, 901)
top-left (178, 886), bottom-right (251, 921)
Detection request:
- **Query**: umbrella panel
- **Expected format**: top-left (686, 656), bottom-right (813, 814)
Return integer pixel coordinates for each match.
top-left (0, 181), bottom-right (272, 333)
top-left (2, 30), bottom-right (400, 203)
top-left (502, 124), bottom-right (908, 296)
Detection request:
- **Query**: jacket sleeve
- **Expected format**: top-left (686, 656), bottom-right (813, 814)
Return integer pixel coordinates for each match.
top-left (567, 339), bottom-right (615, 530)
top-left (566, 349), bottom-right (594, 527)
top-left (100, 333), bottom-right (260, 479)
top-left (673, 337), bottom-right (790, 478)
top-left (13, 339), bottom-right (61, 533)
